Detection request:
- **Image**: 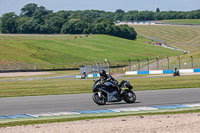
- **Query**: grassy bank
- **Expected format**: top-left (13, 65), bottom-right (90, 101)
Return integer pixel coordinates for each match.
top-left (160, 19), bottom-right (200, 25)
top-left (0, 34), bottom-right (182, 69)
top-left (0, 75), bottom-right (199, 97)
top-left (133, 25), bottom-right (200, 52)
top-left (132, 25), bottom-right (200, 66)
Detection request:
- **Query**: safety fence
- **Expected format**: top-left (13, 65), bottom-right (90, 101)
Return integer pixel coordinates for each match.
top-left (0, 56), bottom-right (199, 74)
top-left (128, 56), bottom-right (200, 71)
top-left (79, 61), bottom-right (110, 75)
top-left (0, 63), bottom-right (37, 71)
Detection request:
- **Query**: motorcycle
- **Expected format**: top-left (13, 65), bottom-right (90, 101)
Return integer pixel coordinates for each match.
top-left (92, 80), bottom-right (136, 105)
top-left (81, 72), bottom-right (87, 79)
top-left (173, 70), bottom-right (180, 77)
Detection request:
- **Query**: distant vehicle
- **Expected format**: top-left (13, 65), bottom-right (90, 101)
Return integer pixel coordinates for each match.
top-left (81, 71), bottom-right (87, 79)
top-left (173, 67), bottom-right (180, 77)
top-left (92, 80), bottom-right (136, 105)
top-left (154, 42), bottom-right (162, 45)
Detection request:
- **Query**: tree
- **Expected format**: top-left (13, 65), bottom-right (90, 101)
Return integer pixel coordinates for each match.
top-left (61, 19), bottom-right (88, 34)
top-left (156, 8), bottom-right (160, 13)
top-left (0, 12), bottom-right (18, 33)
top-left (115, 9), bottom-right (125, 14)
top-left (114, 13), bottom-right (124, 21)
top-left (16, 17), bottom-right (32, 33)
top-left (92, 23), bottom-right (106, 34)
top-left (155, 12), bottom-right (162, 20)
top-left (33, 6), bottom-right (52, 19)
top-left (47, 15), bottom-right (66, 33)
top-left (0, 3), bottom-right (138, 39)
top-left (83, 24), bottom-right (95, 34)
top-left (20, 3), bottom-right (38, 17)
top-left (105, 24), bottom-right (113, 34)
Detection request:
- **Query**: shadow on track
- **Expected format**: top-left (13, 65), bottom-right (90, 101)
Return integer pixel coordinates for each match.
top-left (103, 101), bottom-right (141, 106)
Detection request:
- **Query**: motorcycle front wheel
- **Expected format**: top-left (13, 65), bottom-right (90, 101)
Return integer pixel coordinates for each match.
top-left (92, 92), bottom-right (106, 105)
top-left (123, 90), bottom-right (136, 103)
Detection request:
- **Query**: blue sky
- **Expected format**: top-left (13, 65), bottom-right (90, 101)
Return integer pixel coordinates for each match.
top-left (0, 0), bottom-right (200, 16)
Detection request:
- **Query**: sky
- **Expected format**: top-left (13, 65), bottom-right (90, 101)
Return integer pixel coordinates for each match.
top-left (0, 0), bottom-right (200, 16)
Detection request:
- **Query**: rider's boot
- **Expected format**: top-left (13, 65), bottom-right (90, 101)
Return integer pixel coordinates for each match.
top-left (119, 89), bottom-right (125, 97)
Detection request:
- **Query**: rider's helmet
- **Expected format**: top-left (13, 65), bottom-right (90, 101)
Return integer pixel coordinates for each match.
top-left (174, 66), bottom-right (177, 71)
top-left (99, 70), bottom-right (108, 80)
top-left (82, 71), bottom-right (86, 74)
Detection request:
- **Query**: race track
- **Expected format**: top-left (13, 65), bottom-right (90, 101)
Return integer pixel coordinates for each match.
top-left (0, 88), bottom-right (200, 116)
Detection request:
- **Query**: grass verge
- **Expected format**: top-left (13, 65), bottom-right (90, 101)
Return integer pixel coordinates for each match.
top-left (0, 108), bottom-right (200, 127)
top-left (0, 75), bottom-right (200, 97)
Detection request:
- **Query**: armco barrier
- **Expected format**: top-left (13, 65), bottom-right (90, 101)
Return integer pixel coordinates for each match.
top-left (194, 68), bottom-right (200, 72)
top-left (163, 70), bottom-right (174, 74)
top-left (125, 68), bottom-right (200, 75)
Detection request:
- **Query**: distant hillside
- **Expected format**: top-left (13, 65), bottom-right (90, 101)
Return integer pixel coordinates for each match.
top-left (132, 24), bottom-right (200, 65)
top-left (0, 34), bottom-right (182, 69)
top-left (133, 25), bottom-right (200, 52)
top-left (159, 19), bottom-right (200, 25)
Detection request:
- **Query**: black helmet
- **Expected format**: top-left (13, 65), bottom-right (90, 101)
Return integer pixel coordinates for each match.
top-left (99, 70), bottom-right (107, 79)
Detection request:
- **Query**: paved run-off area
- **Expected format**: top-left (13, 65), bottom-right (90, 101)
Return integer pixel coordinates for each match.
top-left (1, 113), bottom-right (200, 133)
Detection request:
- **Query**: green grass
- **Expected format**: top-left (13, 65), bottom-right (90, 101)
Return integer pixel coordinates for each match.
top-left (0, 34), bottom-right (182, 69)
top-left (132, 25), bottom-right (200, 65)
top-left (160, 19), bottom-right (200, 25)
top-left (0, 109), bottom-right (200, 127)
top-left (0, 75), bottom-right (199, 97)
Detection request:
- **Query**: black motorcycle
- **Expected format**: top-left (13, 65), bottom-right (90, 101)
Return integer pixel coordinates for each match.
top-left (92, 80), bottom-right (136, 105)
top-left (173, 69), bottom-right (180, 77)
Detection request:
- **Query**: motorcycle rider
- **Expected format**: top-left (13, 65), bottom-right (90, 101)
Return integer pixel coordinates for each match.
top-left (81, 71), bottom-right (87, 79)
top-left (174, 66), bottom-right (180, 76)
top-left (98, 70), bottom-right (123, 95)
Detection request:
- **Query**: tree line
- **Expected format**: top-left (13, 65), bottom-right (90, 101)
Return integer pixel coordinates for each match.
top-left (0, 3), bottom-right (200, 39)
top-left (115, 8), bottom-right (200, 21)
top-left (0, 3), bottom-right (136, 40)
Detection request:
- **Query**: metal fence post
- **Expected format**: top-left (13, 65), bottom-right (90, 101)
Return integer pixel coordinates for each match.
top-left (137, 59), bottom-right (140, 71)
top-left (128, 60), bottom-right (131, 71)
top-left (167, 57), bottom-right (169, 70)
top-left (156, 57), bottom-right (159, 70)
top-left (146, 58), bottom-right (149, 71)
top-left (90, 64), bottom-right (92, 73)
top-left (34, 63), bottom-right (37, 70)
top-left (190, 56), bottom-right (193, 68)
top-left (82, 61), bottom-right (85, 66)
top-left (98, 63), bottom-right (100, 71)
top-left (178, 57), bottom-right (181, 69)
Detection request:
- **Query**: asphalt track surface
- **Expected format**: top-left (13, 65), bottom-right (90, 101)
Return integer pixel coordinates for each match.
top-left (0, 88), bottom-right (200, 116)
top-left (0, 74), bottom-right (172, 82)
top-left (0, 75), bottom-right (76, 81)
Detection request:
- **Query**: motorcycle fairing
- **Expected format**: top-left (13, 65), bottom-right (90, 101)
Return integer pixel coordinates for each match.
top-left (99, 86), bottom-right (121, 102)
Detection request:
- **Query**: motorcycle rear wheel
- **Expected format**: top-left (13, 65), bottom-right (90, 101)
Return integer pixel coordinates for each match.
top-left (123, 90), bottom-right (136, 103)
top-left (92, 92), bottom-right (106, 105)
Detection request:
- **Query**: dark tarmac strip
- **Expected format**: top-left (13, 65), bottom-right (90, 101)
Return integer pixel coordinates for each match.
top-left (0, 88), bottom-right (200, 115)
